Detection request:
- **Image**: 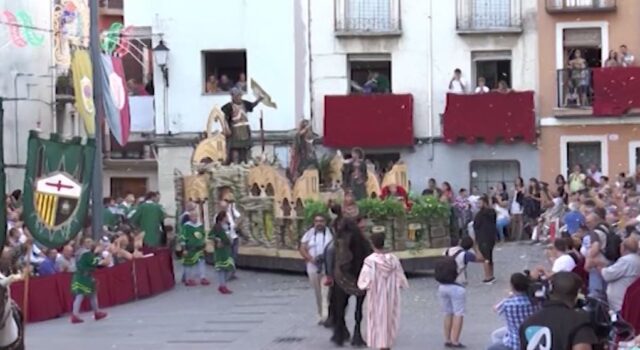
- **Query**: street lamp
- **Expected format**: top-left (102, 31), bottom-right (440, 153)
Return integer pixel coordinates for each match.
top-left (153, 40), bottom-right (170, 87)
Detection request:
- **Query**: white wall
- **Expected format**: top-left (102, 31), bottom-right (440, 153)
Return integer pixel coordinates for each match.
top-left (126, 0), bottom-right (306, 135)
top-left (309, 0), bottom-right (539, 138)
top-left (0, 0), bottom-right (55, 191)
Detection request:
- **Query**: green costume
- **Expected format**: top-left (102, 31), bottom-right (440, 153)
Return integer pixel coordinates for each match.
top-left (209, 225), bottom-right (235, 271)
top-left (71, 250), bottom-right (100, 295)
top-left (180, 221), bottom-right (206, 266)
top-left (103, 206), bottom-right (119, 230)
top-left (131, 200), bottom-right (165, 247)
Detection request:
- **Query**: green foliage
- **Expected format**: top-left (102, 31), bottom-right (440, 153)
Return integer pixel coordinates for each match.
top-left (303, 199), bottom-right (329, 227)
top-left (409, 195), bottom-right (451, 221)
top-left (357, 198), bottom-right (405, 220)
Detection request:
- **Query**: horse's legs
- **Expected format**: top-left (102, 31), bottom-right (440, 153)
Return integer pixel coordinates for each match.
top-left (323, 284), bottom-right (335, 328)
top-left (331, 286), bottom-right (350, 346)
top-left (351, 294), bottom-right (366, 347)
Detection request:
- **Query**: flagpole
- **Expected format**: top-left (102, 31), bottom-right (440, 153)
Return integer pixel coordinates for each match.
top-left (89, 0), bottom-right (104, 239)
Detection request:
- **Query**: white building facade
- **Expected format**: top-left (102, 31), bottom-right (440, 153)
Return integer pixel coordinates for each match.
top-left (124, 0), bottom-right (310, 212)
top-left (309, 0), bottom-right (540, 193)
top-left (0, 0), bottom-right (56, 191)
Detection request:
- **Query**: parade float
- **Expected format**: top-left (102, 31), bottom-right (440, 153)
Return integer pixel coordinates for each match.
top-left (174, 107), bottom-right (452, 273)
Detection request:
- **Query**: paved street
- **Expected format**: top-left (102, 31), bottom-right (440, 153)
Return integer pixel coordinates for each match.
top-left (27, 243), bottom-right (544, 349)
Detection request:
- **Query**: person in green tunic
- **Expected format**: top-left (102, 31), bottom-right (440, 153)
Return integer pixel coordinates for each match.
top-left (117, 193), bottom-right (136, 221)
top-left (210, 211), bottom-right (235, 294)
top-left (180, 206), bottom-right (210, 286)
top-left (130, 192), bottom-right (166, 247)
top-left (102, 197), bottom-right (120, 232)
top-left (70, 238), bottom-right (108, 324)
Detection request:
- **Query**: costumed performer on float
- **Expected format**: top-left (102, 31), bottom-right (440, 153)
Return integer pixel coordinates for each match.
top-left (343, 148), bottom-right (368, 201)
top-left (70, 237), bottom-right (109, 324)
top-left (180, 203), bottom-right (210, 287)
top-left (221, 88), bottom-right (263, 164)
top-left (380, 183), bottom-right (412, 210)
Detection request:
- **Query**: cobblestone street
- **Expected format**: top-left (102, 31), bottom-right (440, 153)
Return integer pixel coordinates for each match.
top-left (28, 243), bottom-right (544, 349)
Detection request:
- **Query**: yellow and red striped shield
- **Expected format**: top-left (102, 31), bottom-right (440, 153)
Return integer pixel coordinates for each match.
top-left (35, 193), bottom-right (58, 228)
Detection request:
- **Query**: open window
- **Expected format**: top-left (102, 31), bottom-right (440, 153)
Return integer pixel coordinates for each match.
top-left (348, 54), bottom-right (392, 94)
top-left (202, 50), bottom-right (247, 94)
top-left (472, 50), bottom-right (512, 91)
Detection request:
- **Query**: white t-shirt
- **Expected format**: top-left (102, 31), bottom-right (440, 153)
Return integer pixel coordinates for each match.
top-left (510, 190), bottom-right (522, 215)
top-left (475, 86), bottom-right (490, 93)
top-left (301, 227), bottom-right (333, 272)
top-left (495, 204), bottom-right (510, 221)
top-left (552, 254), bottom-right (576, 273)
top-left (449, 78), bottom-right (467, 94)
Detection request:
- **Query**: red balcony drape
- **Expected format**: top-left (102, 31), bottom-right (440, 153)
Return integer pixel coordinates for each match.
top-left (324, 94), bottom-right (414, 148)
top-left (443, 91), bottom-right (536, 144)
top-left (592, 67), bottom-right (640, 116)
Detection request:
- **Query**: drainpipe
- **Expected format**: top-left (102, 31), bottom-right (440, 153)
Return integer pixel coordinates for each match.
top-left (428, 0), bottom-right (435, 161)
top-left (307, 0), bottom-right (315, 126)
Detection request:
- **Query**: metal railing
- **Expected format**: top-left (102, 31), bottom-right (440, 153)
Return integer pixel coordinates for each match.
top-left (556, 68), bottom-right (594, 108)
top-left (545, 0), bottom-right (616, 12)
top-left (456, 0), bottom-right (522, 32)
top-left (100, 0), bottom-right (123, 10)
top-left (335, 0), bottom-right (401, 35)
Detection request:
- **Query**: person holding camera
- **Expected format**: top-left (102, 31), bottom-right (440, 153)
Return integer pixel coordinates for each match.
top-left (299, 214), bottom-right (334, 324)
top-left (519, 271), bottom-right (598, 350)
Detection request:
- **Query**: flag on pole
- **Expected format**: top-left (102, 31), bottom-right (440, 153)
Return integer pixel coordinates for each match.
top-left (22, 131), bottom-right (96, 248)
top-left (71, 50), bottom-right (96, 136)
top-left (100, 54), bottom-right (130, 145)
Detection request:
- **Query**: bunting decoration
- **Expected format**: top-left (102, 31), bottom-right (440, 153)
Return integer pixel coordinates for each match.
top-left (100, 54), bottom-right (131, 145)
top-left (22, 131), bottom-right (96, 248)
top-left (71, 50), bottom-right (96, 136)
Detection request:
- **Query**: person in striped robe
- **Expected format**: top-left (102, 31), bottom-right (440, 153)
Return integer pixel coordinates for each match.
top-left (357, 232), bottom-right (408, 350)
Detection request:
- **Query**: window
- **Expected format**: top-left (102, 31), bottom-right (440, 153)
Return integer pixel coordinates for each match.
top-left (348, 54), bottom-right (392, 94)
top-left (629, 141), bottom-right (640, 175)
top-left (566, 141), bottom-right (601, 176)
top-left (110, 177), bottom-right (148, 199)
top-left (471, 0), bottom-right (512, 29)
top-left (557, 27), bottom-right (603, 108)
top-left (202, 51), bottom-right (247, 94)
top-left (336, 0), bottom-right (401, 34)
top-left (470, 160), bottom-right (520, 194)
top-left (472, 51), bottom-right (512, 90)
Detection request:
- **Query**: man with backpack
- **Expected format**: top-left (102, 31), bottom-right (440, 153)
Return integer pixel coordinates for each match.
top-left (436, 236), bottom-right (483, 348)
top-left (584, 208), bottom-right (621, 299)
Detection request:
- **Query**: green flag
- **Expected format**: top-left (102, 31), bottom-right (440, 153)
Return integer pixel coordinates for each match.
top-left (22, 131), bottom-right (96, 248)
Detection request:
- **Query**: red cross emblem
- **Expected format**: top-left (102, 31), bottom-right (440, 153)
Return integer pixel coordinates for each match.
top-left (45, 180), bottom-right (73, 192)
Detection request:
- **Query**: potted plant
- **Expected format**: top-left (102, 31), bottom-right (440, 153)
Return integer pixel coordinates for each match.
top-left (408, 195), bottom-right (451, 248)
top-left (357, 198), bottom-right (405, 249)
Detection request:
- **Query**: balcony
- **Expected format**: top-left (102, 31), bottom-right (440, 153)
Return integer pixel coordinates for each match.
top-left (99, 0), bottom-right (123, 15)
top-left (555, 68), bottom-right (593, 116)
top-left (554, 67), bottom-right (640, 116)
top-left (456, 0), bottom-right (522, 35)
top-left (546, 0), bottom-right (616, 13)
top-left (442, 91), bottom-right (535, 144)
top-left (324, 94), bottom-right (413, 148)
top-left (334, 0), bottom-right (402, 37)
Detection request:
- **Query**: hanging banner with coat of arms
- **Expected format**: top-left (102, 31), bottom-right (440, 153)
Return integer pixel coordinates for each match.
top-left (22, 131), bottom-right (95, 248)
top-left (71, 50), bottom-right (96, 136)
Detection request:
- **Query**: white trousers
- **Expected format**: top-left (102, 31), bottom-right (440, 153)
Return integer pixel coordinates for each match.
top-left (306, 265), bottom-right (329, 321)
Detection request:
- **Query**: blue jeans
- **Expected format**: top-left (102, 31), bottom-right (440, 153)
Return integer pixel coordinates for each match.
top-left (496, 217), bottom-right (510, 241)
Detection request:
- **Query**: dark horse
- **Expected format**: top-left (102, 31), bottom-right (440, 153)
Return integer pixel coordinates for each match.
top-left (331, 218), bottom-right (372, 347)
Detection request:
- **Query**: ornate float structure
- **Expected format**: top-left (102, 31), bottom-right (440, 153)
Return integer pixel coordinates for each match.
top-left (174, 107), bottom-right (450, 272)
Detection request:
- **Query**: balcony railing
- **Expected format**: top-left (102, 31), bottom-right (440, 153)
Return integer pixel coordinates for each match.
top-left (556, 68), bottom-right (594, 109)
top-left (100, 0), bottom-right (123, 10)
top-left (545, 0), bottom-right (616, 13)
top-left (335, 0), bottom-right (401, 36)
top-left (456, 0), bottom-right (522, 34)
top-left (324, 94), bottom-right (413, 148)
top-left (443, 91), bottom-right (536, 144)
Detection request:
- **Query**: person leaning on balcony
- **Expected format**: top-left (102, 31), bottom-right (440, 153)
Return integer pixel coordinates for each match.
top-left (449, 68), bottom-right (467, 94)
top-left (605, 50), bottom-right (621, 68)
top-left (620, 44), bottom-right (635, 67)
top-left (474, 77), bottom-right (490, 94)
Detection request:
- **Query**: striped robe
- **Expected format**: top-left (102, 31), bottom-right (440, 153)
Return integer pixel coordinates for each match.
top-left (357, 252), bottom-right (408, 348)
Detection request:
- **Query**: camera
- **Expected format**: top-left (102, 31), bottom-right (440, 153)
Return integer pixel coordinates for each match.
top-left (314, 254), bottom-right (325, 273)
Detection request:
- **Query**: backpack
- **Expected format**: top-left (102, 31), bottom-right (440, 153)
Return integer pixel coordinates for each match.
top-left (435, 248), bottom-right (465, 284)
top-left (602, 226), bottom-right (622, 262)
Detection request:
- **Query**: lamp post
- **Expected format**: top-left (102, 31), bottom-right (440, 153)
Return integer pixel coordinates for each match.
top-left (153, 40), bottom-right (170, 87)
top-left (153, 40), bottom-right (170, 134)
